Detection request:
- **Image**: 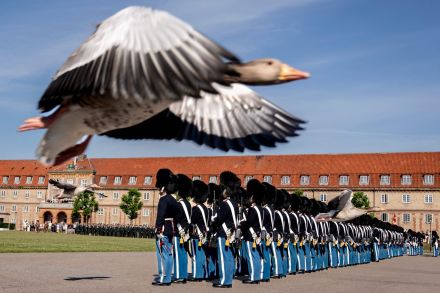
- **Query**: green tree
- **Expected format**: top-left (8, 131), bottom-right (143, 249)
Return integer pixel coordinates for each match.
top-left (119, 189), bottom-right (143, 224)
top-left (73, 191), bottom-right (99, 224)
top-left (292, 189), bottom-right (304, 197)
top-left (352, 191), bottom-right (370, 208)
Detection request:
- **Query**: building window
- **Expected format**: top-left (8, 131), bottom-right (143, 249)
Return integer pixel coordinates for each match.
top-left (14, 176), bottom-right (20, 184)
top-left (402, 194), bottom-right (411, 204)
top-left (25, 176), bottom-right (33, 184)
top-left (401, 175), bottom-right (412, 185)
top-left (423, 174), bottom-right (434, 185)
top-left (192, 176), bottom-right (201, 181)
top-left (128, 176), bottom-right (137, 185)
top-left (281, 176), bottom-right (290, 185)
top-left (425, 214), bottom-right (433, 224)
top-left (36, 191), bottom-right (43, 198)
top-left (113, 192), bottom-right (119, 200)
top-left (13, 190), bottom-right (18, 198)
top-left (209, 176), bottom-right (217, 184)
top-left (245, 176), bottom-right (253, 184)
top-left (263, 176), bottom-right (272, 184)
top-left (2, 176), bottom-right (9, 184)
top-left (25, 191), bottom-right (30, 198)
top-left (319, 175), bottom-right (328, 186)
top-left (80, 179), bottom-right (88, 186)
top-left (144, 176), bottom-right (152, 185)
top-left (99, 176), bottom-right (107, 185)
top-left (112, 208), bottom-right (118, 216)
top-left (97, 208), bottom-right (104, 215)
top-left (11, 205), bottom-right (17, 212)
top-left (339, 175), bottom-right (349, 185)
top-left (98, 193), bottom-right (105, 200)
top-left (0, 205), bottom-right (4, 212)
top-left (38, 176), bottom-right (45, 184)
top-left (300, 175), bottom-right (310, 186)
top-left (320, 193), bottom-right (327, 202)
top-left (424, 194), bottom-right (433, 204)
top-left (142, 208), bottom-right (150, 217)
top-left (380, 175), bottom-right (390, 185)
top-left (66, 179), bottom-right (74, 185)
top-left (381, 213), bottom-right (389, 222)
top-left (403, 213), bottom-right (411, 223)
top-left (381, 194), bottom-right (388, 204)
top-left (143, 192), bottom-right (150, 201)
top-left (35, 207), bottom-right (40, 213)
top-left (359, 175), bottom-right (369, 185)
top-left (0, 190), bottom-right (5, 198)
top-left (114, 176), bottom-right (122, 185)
top-left (23, 205), bottom-right (29, 213)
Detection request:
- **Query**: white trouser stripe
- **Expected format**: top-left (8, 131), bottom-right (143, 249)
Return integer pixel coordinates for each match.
top-left (247, 241), bottom-right (255, 281)
top-left (272, 242), bottom-right (278, 275)
top-left (219, 237), bottom-right (226, 285)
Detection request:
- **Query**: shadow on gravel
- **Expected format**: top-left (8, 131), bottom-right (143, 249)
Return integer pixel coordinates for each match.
top-left (64, 276), bottom-right (111, 281)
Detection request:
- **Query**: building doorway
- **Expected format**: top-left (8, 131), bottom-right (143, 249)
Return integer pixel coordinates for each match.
top-left (57, 211), bottom-right (67, 223)
top-left (43, 211), bottom-right (53, 223)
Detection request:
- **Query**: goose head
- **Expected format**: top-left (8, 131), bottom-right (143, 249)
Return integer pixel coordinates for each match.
top-left (227, 58), bottom-right (310, 85)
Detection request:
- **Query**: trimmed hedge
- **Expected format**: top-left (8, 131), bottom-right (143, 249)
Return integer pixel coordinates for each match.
top-left (0, 223), bottom-right (15, 230)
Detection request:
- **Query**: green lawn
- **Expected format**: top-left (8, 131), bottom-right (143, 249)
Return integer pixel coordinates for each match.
top-left (0, 231), bottom-right (155, 253)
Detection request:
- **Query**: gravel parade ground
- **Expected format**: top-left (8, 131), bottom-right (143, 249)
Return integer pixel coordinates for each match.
top-left (1, 252), bottom-right (439, 293)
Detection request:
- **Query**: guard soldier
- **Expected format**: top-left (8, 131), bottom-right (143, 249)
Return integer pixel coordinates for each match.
top-left (432, 231), bottom-right (439, 257)
top-left (152, 168), bottom-right (180, 286)
top-left (261, 182), bottom-right (275, 282)
top-left (206, 183), bottom-right (221, 280)
top-left (211, 171), bottom-right (240, 288)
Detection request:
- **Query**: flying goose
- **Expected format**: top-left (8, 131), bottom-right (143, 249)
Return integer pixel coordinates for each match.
top-left (19, 6), bottom-right (309, 166)
top-left (49, 179), bottom-right (104, 200)
top-left (315, 190), bottom-right (382, 222)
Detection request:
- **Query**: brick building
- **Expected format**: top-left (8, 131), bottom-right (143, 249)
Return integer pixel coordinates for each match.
top-left (0, 152), bottom-right (439, 232)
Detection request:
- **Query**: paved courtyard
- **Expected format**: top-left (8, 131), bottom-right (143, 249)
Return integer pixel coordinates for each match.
top-left (1, 252), bottom-right (439, 293)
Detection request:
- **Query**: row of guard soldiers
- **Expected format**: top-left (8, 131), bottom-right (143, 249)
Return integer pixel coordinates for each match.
top-left (75, 223), bottom-right (156, 238)
top-left (152, 168), bottom-right (416, 288)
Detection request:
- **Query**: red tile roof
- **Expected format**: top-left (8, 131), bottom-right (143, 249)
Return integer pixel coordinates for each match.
top-left (0, 160), bottom-right (49, 187)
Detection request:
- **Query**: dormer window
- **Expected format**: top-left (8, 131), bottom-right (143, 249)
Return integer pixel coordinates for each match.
top-left (380, 175), bottom-right (390, 185)
top-left (128, 176), bottom-right (137, 185)
top-left (339, 175), bottom-right (349, 185)
top-left (359, 175), bottom-right (369, 185)
top-left (401, 175), bottom-right (412, 185)
top-left (144, 176), bottom-right (152, 185)
top-left (319, 175), bottom-right (328, 186)
top-left (423, 174), bottom-right (434, 185)
top-left (281, 176), bottom-right (290, 185)
top-left (300, 175), bottom-right (310, 186)
top-left (114, 176), bottom-right (122, 185)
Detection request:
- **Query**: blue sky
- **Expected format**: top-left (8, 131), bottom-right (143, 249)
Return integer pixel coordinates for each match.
top-left (1, 0), bottom-right (439, 160)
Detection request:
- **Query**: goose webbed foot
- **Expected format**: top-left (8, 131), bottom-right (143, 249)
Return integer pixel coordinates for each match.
top-left (53, 135), bottom-right (93, 166)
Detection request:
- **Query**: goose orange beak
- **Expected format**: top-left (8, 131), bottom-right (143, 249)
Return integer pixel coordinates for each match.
top-left (279, 64), bottom-right (310, 81)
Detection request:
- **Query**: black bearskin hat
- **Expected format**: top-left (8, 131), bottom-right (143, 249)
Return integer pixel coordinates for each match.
top-left (177, 174), bottom-right (192, 199)
top-left (192, 180), bottom-right (208, 204)
top-left (207, 183), bottom-right (221, 205)
top-left (274, 189), bottom-right (286, 210)
top-left (290, 192), bottom-right (301, 212)
top-left (246, 179), bottom-right (265, 205)
top-left (262, 182), bottom-right (277, 206)
top-left (220, 171), bottom-right (241, 198)
top-left (155, 168), bottom-right (178, 194)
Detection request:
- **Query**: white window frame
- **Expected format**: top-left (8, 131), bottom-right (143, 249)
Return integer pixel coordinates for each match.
top-left (425, 214), bottom-right (433, 224)
top-left (423, 174), bottom-right (434, 185)
top-left (263, 176), bottom-right (272, 184)
top-left (35, 207), bottom-right (40, 213)
top-left (36, 191), bottom-right (43, 199)
top-left (209, 176), bottom-right (217, 184)
top-left (114, 176), bottom-right (122, 185)
top-left (23, 205), bottom-right (29, 213)
top-left (320, 193), bottom-right (327, 202)
top-left (0, 205), bottom-right (4, 212)
top-left (38, 176), bottom-right (45, 185)
top-left (192, 176), bottom-right (201, 181)
top-left (403, 213), bottom-right (411, 223)
top-left (142, 208), bottom-right (150, 217)
top-left (424, 194), bottom-right (433, 204)
top-left (25, 176), bottom-right (33, 184)
top-left (2, 176), bottom-right (8, 184)
top-left (143, 192), bottom-right (150, 201)
top-left (402, 194), bottom-right (411, 204)
top-left (98, 193), bottom-right (105, 200)
top-left (339, 175), bottom-right (349, 185)
top-left (319, 175), bottom-right (329, 186)
top-left (12, 190), bottom-right (18, 198)
top-left (97, 208), bottom-right (104, 215)
top-left (359, 175), bottom-right (369, 185)
top-left (380, 194), bottom-right (388, 204)
top-left (113, 192), bottom-right (119, 200)
top-left (25, 190), bottom-right (30, 198)
top-left (300, 175), bottom-right (310, 186)
top-left (128, 176), bottom-right (137, 185)
top-left (99, 176), bottom-right (108, 185)
top-left (381, 213), bottom-right (389, 222)
top-left (144, 176), bottom-right (152, 185)
top-left (245, 175), bottom-right (253, 184)
top-left (11, 205), bottom-right (17, 212)
top-left (112, 208), bottom-right (118, 216)
top-left (401, 175), bottom-right (412, 185)
top-left (14, 176), bottom-right (20, 184)
top-left (0, 190), bottom-right (5, 198)
top-left (281, 176), bottom-right (290, 185)
top-left (66, 179), bottom-right (74, 185)
top-left (380, 175), bottom-right (390, 185)
top-left (80, 179), bottom-right (88, 186)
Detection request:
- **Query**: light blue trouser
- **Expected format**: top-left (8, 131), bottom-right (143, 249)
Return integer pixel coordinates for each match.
top-left (173, 236), bottom-right (188, 280)
top-left (282, 245), bottom-right (288, 276)
top-left (217, 237), bottom-right (234, 285)
top-left (433, 245), bottom-right (439, 257)
top-left (297, 243), bottom-right (306, 271)
top-left (156, 235), bottom-right (173, 284)
top-left (373, 242), bottom-right (379, 262)
top-left (305, 242), bottom-right (312, 271)
top-left (155, 237), bottom-right (163, 276)
top-left (191, 239), bottom-right (207, 279)
top-left (206, 245), bottom-right (217, 279)
top-left (288, 242), bottom-right (298, 274)
top-left (244, 241), bottom-right (262, 281)
top-left (261, 243), bottom-right (272, 280)
top-left (271, 242), bottom-right (283, 276)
